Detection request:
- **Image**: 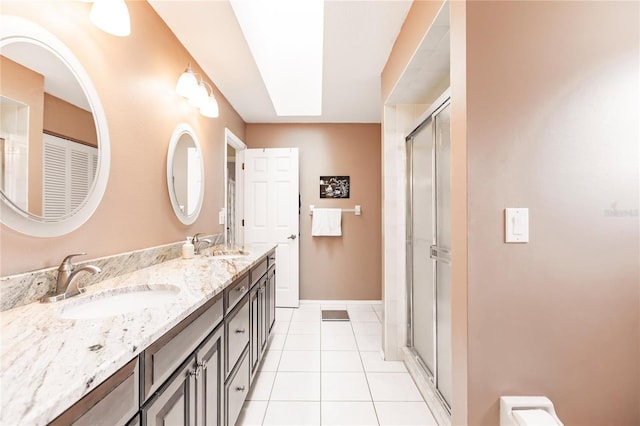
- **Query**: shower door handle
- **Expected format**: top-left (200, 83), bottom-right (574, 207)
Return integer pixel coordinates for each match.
top-left (430, 245), bottom-right (451, 264)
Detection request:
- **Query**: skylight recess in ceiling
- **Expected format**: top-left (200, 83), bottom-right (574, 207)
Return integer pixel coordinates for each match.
top-left (230, 0), bottom-right (324, 116)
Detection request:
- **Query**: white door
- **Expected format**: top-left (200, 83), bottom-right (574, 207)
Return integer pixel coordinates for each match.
top-left (244, 148), bottom-right (299, 307)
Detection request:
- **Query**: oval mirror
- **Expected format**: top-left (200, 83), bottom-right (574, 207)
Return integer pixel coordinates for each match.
top-left (167, 124), bottom-right (204, 225)
top-left (0, 16), bottom-right (110, 237)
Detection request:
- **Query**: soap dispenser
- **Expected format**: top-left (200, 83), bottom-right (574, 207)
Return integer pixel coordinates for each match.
top-left (182, 237), bottom-right (194, 259)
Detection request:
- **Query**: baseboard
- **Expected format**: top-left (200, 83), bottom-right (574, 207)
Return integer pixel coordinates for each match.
top-left (299, 299), bottom-right (382, 305)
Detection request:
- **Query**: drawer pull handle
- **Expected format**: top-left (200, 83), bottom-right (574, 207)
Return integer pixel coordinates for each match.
top-left (189, 367), bottom-right (201, 379)
top-left (235, 386), bottom-right (246, 392)
top-left (235, 329), bottom-right (246, 334)
top-left (198, 360), bottom-right (207, 369)
top-left (236, 285), bottom-right (247, 294)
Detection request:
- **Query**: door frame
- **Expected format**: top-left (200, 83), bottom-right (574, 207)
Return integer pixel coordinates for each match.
top-left (224, 128), bottom-right (247, 246)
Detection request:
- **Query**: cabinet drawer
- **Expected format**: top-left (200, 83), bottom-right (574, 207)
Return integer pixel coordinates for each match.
top-left (50, 357), bottom-right (139, 426)
top-left (225, 350), bottom-right (249, 426)
top-left (225, 297), bottom-right (249, 376)
top-left (250, 257), bottom-right (268, 288)
top-left (143, 295), bottom-right (223, 400)
top-left (225, 273), bottom-right (249, 313)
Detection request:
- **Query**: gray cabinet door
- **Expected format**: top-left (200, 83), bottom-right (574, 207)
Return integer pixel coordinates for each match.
top-left (267, 268), bottom-right (276, 333)
top-left (249, 286), bottom-right (260, 379)
top-left (259, 278), bottom-right (267, 354)
top-left (196, 326), bottom-right (224, 426)
top-left (143, 356), bottom-right (196, 426)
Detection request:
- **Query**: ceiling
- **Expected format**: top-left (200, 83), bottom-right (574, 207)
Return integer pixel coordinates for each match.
top-left (149, 0), bottom-right (413, 124)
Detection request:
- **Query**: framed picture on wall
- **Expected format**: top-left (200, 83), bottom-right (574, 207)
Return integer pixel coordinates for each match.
top-left (320, 176), bottom-right (350, 198)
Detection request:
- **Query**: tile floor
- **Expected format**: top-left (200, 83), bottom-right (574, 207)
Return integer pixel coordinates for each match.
top-left (236, 302), bottom-right (438, 426)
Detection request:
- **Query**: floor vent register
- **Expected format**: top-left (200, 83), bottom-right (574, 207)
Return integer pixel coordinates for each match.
top-left (321, 310), bottom-right (350, 321)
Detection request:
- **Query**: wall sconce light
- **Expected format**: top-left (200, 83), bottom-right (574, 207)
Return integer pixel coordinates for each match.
top-left (90, 0), bottom-right (131, 37)
top-left (176, 64), bottom-right (219, 118)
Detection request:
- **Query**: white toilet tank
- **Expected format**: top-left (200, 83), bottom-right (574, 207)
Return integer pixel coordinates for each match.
top-left (500, 396), bottom-right (564, 426)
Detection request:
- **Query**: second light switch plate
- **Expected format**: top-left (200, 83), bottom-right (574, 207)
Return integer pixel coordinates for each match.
top-left (505, 208), bottom-right (529, 243)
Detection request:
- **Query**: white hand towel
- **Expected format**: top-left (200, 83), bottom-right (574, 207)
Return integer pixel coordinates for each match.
top-left (311, 208), bottom-right (342, 236)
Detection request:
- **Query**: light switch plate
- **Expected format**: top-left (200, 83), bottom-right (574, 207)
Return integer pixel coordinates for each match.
top-left (218, 208), bottom-right (226, 225)
top-left (505, 208), bottom-right (529, 243)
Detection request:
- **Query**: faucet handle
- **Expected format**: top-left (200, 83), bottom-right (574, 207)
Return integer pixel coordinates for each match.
top-left (192, 233), bottom-right (204, 242)
top-left (59, 253), bottom-right (87, 270)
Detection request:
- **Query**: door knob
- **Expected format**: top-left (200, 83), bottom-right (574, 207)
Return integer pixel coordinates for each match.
top-left (287, 234), bottom-right (297, 240)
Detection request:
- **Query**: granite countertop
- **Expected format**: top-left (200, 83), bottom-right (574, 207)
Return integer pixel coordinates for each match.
top-left (0, 244), bottom-right (276, 425)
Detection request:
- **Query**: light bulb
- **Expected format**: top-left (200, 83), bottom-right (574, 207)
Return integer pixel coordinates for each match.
top-left (188, 82), bottom-right (208, 108)
top-left (200, 94), bottom-right (220, 118)
top-left (176, 66), bottom-right (198, 98)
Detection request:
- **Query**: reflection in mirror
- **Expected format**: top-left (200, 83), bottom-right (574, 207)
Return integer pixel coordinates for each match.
top-left (0, 40), bottom-right (98, 220)
top-left (167, 124), bottom-right (204, 225)
top-left (0, 16), bottom-right (110, 237)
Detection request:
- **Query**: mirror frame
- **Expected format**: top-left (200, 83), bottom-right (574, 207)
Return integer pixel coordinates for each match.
top-left (0, 15), bottom-right (110, 237)
top-left (167, 123), bottom-right (205, 225)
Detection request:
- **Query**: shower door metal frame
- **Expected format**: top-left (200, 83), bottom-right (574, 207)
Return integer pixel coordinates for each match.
top-left (405, 93), bottom-right (451, 413)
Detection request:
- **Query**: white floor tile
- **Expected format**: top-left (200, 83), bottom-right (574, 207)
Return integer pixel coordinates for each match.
top-left (292, 309), bottom-right (321, 322)
top-left (270, 372), bottom-right (321, 401)
top-left (321, 401), bottom-right (378, 425)
top-left (321, 304), bottom-right (347, 310)
top-left (321, 372), bottom-right (371, 401)
top-left (284, 334), bottom-right (321, 351)
top-left (237, 400), bottom-right (268, 426)
top-left (298, 303), bottom-right (322, 311)
top-left (359, 352), bottom-right (406, 373)
top-left (347, 309), bottom-right (380, 322)
top-left (259, 350), bottom-right (282, 372)
top-left (278, 350), bottom-right (321, 372)
top-left (288, 321), bottom-right (321, 335)
top-left (267, 334), bottom-right (286, 350)
top-left (321, 351), bottom-right (363, 372)
top-left (321, 321), bottom-right (354, 336)
top-left (374, 310), bottom-right (384, 322)
top-left (247, 372), bottom-right (276, 401)
top-left (275, 308), bottom-right (294, 322)
top-left (367, 373), bottom-right (423, 402)
top-left (263, 401), bottom-right (321, 425)
top-left (355, 333), bottom-right (381, 352)
top-left (374, 401), bottom-right (438, 425)
top-left (322, 333), bottom-right (358, 351)
top-left (271, 321), bottom-right (291, 335)
top-left (351, 321), bottom-right (382, 336)
top-left (346, 304), bottom-right (376, 312)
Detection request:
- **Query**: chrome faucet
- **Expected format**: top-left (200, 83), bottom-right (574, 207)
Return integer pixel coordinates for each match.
top-left (41, 253), bottom-right (101, 303)
top-left (192, 233), bottom-right (212, 255)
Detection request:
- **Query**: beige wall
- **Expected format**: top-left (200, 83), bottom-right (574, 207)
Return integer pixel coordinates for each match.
top-left (463, 1), bottom-right (639, 424)
top-left (43, 93), bottom-right (98, 147)
top-left (246, 124), bottom-right (382, 301)
top-left (1, 56), bottom-right (45, 216)
top-left (0, 1), bottom-right (245, 276)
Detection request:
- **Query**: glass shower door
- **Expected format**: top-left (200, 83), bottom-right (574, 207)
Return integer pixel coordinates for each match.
top-left (408, 120), bottom-right (436, 376)
top-left (434, 103), bottom-right (452, 406)
top-left (406, 99), bottom-right (452, 410)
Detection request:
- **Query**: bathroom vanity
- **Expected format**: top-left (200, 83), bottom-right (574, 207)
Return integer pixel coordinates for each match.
top-left (0, 245), bottom-right (276, 426)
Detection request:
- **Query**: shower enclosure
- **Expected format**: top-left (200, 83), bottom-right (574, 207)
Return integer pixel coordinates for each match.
top-left (406, 96), bottom-right (452, 410)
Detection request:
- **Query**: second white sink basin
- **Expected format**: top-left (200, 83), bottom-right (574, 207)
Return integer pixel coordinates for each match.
top-left (60, 285), bottom-right (180, 320)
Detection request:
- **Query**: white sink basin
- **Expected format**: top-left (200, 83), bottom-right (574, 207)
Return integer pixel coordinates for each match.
top-left (211, 254), bottom-right (246, 260)
top-left (208, 249), bottom-right (249, 260)
top-left (60, 285), bottom-right (180, 320)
